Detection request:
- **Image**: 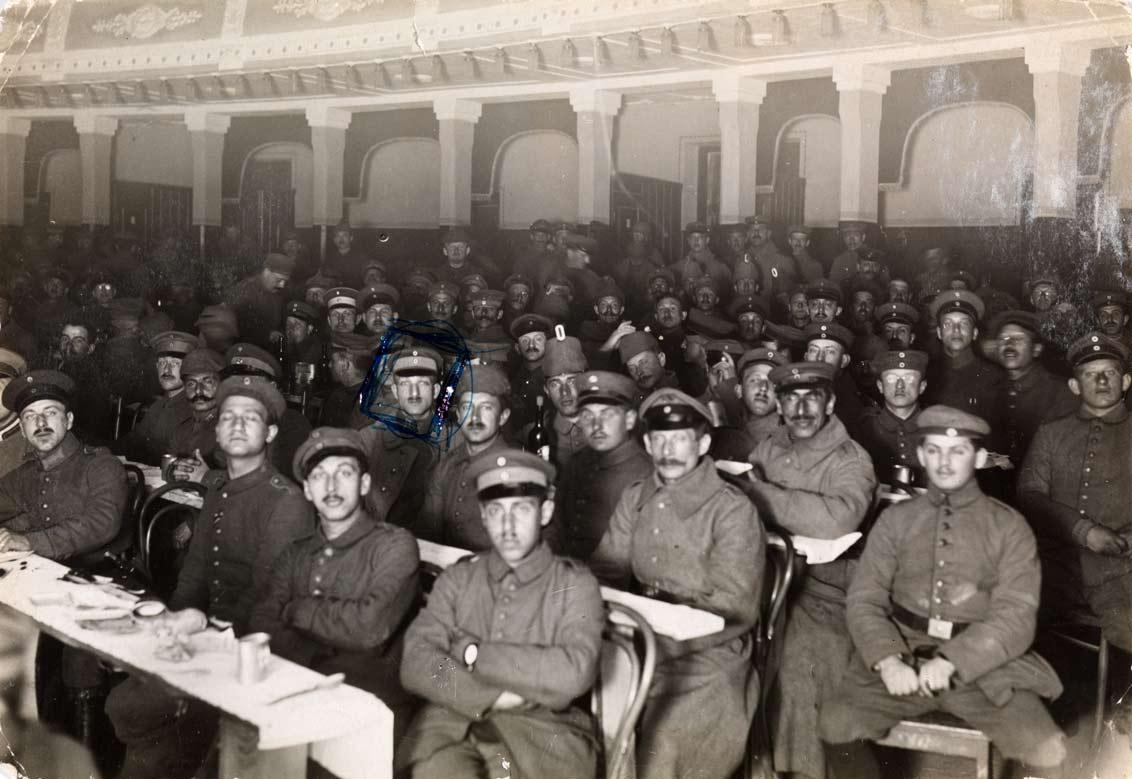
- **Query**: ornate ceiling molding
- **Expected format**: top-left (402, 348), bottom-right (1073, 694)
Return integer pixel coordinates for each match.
top-left (91, 5), bottom-right (204, 41)
top-left (270, 0), bottom-right (384, 22)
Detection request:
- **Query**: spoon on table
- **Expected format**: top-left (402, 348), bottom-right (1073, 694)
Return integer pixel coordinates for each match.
top-left (265, 672), bottom-right (346, 706)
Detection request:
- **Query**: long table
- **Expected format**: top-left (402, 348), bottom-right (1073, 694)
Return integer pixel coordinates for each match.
top-left (0, 553), bottom-right (392, 779)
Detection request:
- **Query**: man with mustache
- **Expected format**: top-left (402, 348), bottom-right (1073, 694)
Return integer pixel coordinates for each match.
top-left (506, 313), bottom-right (553, 433)
top-left (435, 226), bottom-right (498, 289)
top-left (398, 449), bottom-right (604, 779)
top-left (747, 215), bottom-right (798, 308)
top-left (687, 276), bottom-right (737, 340)
top-left (420, 363), bottom-right (518, 549)
top-left (579, 277), bottom-right (626, 367)
top-left (591, 388), bottom-right (764, 779)
top-left (521, 336), bottom-right (589, 466)
top-left (555, 370), bottom-right (652, 561)
top-left (646, 293), bottom-right (691, 369)
top-left (671, 222), bottom-right (730, 300)
top-left (618, 331), bottom-right (678, 405)
top-left (746, 361), bottom-right (877, 779)
top-left (464, 289), bottom-right (511, 367)
top-left (923, 290), bottom-right (1004, 416)
top-left (425, 281), bottom-right (460, 324)
top-left (803, 321), bottom-right (869, 439)
top-left (856, 350), bottom-right (929, 484)
top-left (1019, 333), bottom-right (1132, 666)
top-left (282, 299), bottom-right (325, 367)
top-left (165, 347), bottom-right (226, 481)
top-left (730, 295), bottom-right (771, 351)
top-left (988, 311), bottom-right (1075, 469)
top-left (107, 375), bottom-right (314, 779)
top-left (117, 330), bottom-right (198, 465)
top-left (821, 406), bottom-right (1066, 778)
top-left (734, 347), bottom-right (786, 448)
top-left (358, 284), bottom-right (398, 339)
top-left (1092, 290), bottom-right (1132, 354)
top-left (0, 349), bottom-right (28, 478)
top-left (250, 427), bottom-right (420, 744)
top-left (787, 225), bottom-right (826, 284)
top-left (501, 273), bottom-right (534, 329)
top-left (806, 278), bottom-right (843, 325)
top-left (873, 301), bottom-right (919, 350)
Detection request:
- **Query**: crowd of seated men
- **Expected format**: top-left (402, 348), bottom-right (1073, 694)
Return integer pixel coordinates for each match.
top-left (0, 210), bottom-right (1130, 779)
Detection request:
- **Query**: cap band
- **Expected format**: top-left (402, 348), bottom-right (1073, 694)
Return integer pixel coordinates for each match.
top-left (300, 446), bottom-right (369, 479)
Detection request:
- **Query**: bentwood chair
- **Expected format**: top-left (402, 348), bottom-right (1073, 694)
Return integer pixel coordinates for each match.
top-left (594, 601), bottom-right (658, 779)
top-left (135, 480), bottom-right (207, 598)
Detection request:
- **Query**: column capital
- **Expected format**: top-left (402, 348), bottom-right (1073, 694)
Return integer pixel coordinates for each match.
top-left (569, 88), bottom-right (622, 116)
top-left (183, 109), bottom-right (231, 134)
top-left (0, 117), bottom-right (31, 137)
top-left (1024, 42), bottom-right (1091, 77)
top-left (712, 74), bottom-right (767, 104)
top-left (832, 63), bottom-right (891, 95)
top-left (305, 105), bottom-right (352, 131)
top-left (433, 97), bottom-right (482, 124)
top-left (73, 113), bottom-right (118, 136)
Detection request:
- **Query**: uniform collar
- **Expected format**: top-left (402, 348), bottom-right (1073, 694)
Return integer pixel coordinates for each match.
top-left (944, 347), bottom-right (976, 369)
top-left (486, 541), bottom-right (554, 584)
top-left (222, 460), bottom-right (276, 494)
top-left (1008, 363), bottom-right (1048, 390)
top-left (876, 406), bottom-right (920, 431)
top-left (599, 438), bottom-right (646, 467)
top-left (0, 417), bottom-right (20, 441)
top-left (637, 456), bottom-right (723, 515)
top-left (926, 478), bottom-right (983, 509)
top-left (771, 415), bottom-right (852, 470)
top-left (307, 511), bottom-right (378, 551)
top-left (743, 412), bottom-right (782, 439)
top-left (459, 433), bottom-right (508, 462)
top-left (1077, 404), bottom-right (1129, 424)
top-left (37, 432), bottom-right (81, 471)
top-left (552, 411), bottom-right (582, 435)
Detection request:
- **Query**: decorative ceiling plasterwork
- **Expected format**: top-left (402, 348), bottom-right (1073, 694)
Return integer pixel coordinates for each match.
top-left (91, 5), bottom-right (204, 40)
top-left (271, 0), bottom-right (384, 22)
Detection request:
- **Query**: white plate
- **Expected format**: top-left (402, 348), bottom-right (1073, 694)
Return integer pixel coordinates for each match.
top-left (0, 551), bottom-right (33, 564)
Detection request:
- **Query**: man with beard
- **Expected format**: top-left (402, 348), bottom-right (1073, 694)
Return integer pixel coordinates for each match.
top-left (821, 407), bottom-right (1066, 779)
top-left (988, 311), bottom-right (1076, 469)
top-left (733, 347), bottom-right (787, 449)
top-left (106, 376), bottom-right (313, 779)
top-left (118, 331), bottom-right (198, 465)
top-left (787, 225), bottom-right (825, 283)
top-left (507, 313), bottom-right (553, 433)
top-left (464, 290), bottom-right (511, 366)
top-left (501, 273), bottom-right (534, 328)
top-left (619, 331), bottom-right (677, 405)
top-left (1020, 332), bottom-right (1132, 660)
top-left (806, 279), bottom-right (843, 325)
top-left (579, 277), bottom-right (626, 367)
top-left (0, 349), bottom-right (28, 477)
top-left (786, 285), bottom-right (811, 330)
top-left (592, 388), bottom-right (764, 779)
top-left (745, 361), bottom-right (877, 779)
top-left (874, 301), bottom-right (919, 350)
top-left (521, 336), bottom-right (588, 466)
top-left (510, 218), bottom-right (554, 283)
top-left (359, 284), bottom-right (399, 339)
top-left (555, 371), bottom-right (652, 561)
top-left (671, 222), bottom-right (730, 299)
top-left (425, 281), bottom-right (460, 325)
top-left (856, 350), bottom-right (929, 484)
top-left (804, 321), bottom-right (869, 438)
top-left (687, 276), bottom-right (737, 339)
top-left (165, 348), bottom-right (226, 480)
top-left (747, 216), bottom-right (798, 307)
top-left (250, 427), bottom-right (420, 744)
top-left (225, 253), bottom-right (294, 350)
top-left (420, 363), bottom-right (515, 549)
top-left (398, 448), bottom-right (604, 779)
top-left (924, 290), bottom-right (1004, 417)
top-left (323, 220), bottom-right (370, 288)
top-left (731, 296), bottom-right (770, 351)
top-left (325, 286), bottom-right (360, 335)
top-left (829, 221), bottom-right (869, 285)
top-left (1092, 289), bottom-right (1132, 353)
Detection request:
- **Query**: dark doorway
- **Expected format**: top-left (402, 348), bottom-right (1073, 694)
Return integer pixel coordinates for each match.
top-left (611, 173), bottom-right (683, 264)
top-left (240, 159), bottom-right (295, 256)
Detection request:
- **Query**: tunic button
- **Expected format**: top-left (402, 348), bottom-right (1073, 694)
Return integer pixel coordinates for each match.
top-left (935, 580), bottom-right (943, 587)
top-left (314, 576), bottom-right (321, 583)
top-left (457, 497), bottom-right (464, 503)
top-left (1082, 495), bottom-right (1089, 501)
top-left (508, 582), bottom-right (516, 591)
top-left (938, 560), bottom-right (945, 567)
top-left (658, 503), bottom-right (665, 509)
top-left (502, 596), bottom-right (510, 604)
top-left (650, 556), bottom-right (658, 563)
top-left (653, 528), bottom-right (660, 535)
top-left (213, 561), bottom-right (219, 567)
top-left (381, 486), bottom-right (387, 492)
top-left (497, 613), bottom-right (506, 621)
top-left (221, 493), bottom-right (228, 499)
top-left (41, 503), bottom-right (47, 509)
top-left (934, 597), bottom-right (942, 604)
top-left (391, 468), bottom-right (398, 474)
top-left (938, 539), bottom-right (948, 547)
top-left (212, 546), bottom-right (219, 552)
top-left (313, 589), bottom-right (322, 596)
top-left (324, 548), bottom-right (332, 557)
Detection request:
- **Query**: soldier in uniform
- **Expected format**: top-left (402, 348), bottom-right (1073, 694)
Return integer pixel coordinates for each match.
top-left (420, 362), bottom-right (513, 550)
top-left (671, 222), bottom-right (730, 298)
top-left (578, 277), bottom-right (625, 368)
top-left (734, 347), bottom-right (787, 449)
top-left (282, 299), bottom-right (325, 368)
top-left (165, 347), bottom-right (225, 480)
top-left (806, 278), bottom-right (843, 325)
top-left (501, 273), bottom-right (533, 326)
top-left (225, 253), bottom-right (294, 350)
top-left (829, 221), bottom-right (869, 285)
top-left (746, 361), bottom-right (877, 779)
top-left (592, 388), bottom-right (765, 779)
top-left (687, 276), bottom-right (737, 339)
top-left (509, 218), bottom-right (554, 283)
top-left (923, 289), bottom-right (1004, 417)
top-left (464, 289), bottom-right (511, 366)
top-left (821, 406), bottom-right (1066, 777)
top-left (874, 301), bottom-right (919, 350)
top-left (555, 371), bottom-right (652, 561)
top-left (522, 336), bottom-right (589, 466)
top-left (747, 215), bottom-right (799, 307)
top-left (803, 321), bottom-right (869, 438)
top-left (397, 449), bottom-right (605, 779)
top-left (399, 269), bottom-right (435, 321)
top-left (250, 427), bottom-right (420, 743)
top-left (319, 332), bottom-right (375, 429)
top-left (358, 284), bottom-right (399, 340)
top-left (106, 375), bottom-right (314, 779)
top-left (194, 304), bottom-right (239, 354)
top-left (117, 330), bottom-right (198, 465)
top-left (787, 225), bottom-right (826, 283)
top-left (619, 331), bottom-right (679, 404)
top-left (435, 226), bottom-right (495, 288)
top-left (856, 350), bottom-right (929, 485)
top-left (301, 270), bottom-right (340, 309)
top-left (325, 286), bottom-right (360, 335)
top-left (323, 220), bottom-right (370, 288)
top-left (506, 313), bottom-right (552, 433)
top-left (731, 295), bottom-right (771, 351)
top-left (613, 220), bottom-right (667, 320)
top-left (425, 281), bottom-right (460, 325)
top-left (1092, 289), bottom-right (1132, 353)
top-left (0, 349), bottom-right (28, 478)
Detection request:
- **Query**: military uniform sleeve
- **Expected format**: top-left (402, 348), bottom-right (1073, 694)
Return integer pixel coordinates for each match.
top-left (589, 485), bottom-right (640, 588)
top-left (750, 445), bottom-right (877, 538)
top-left (939, 510), bottom-right (1041, 683)
top-left (23, 454), bottom-right (126, 560)
top-left (168, 492), bottom-right (215, 613)
top-left (400, 563), bottom-right (506, 720)
top-left (846, 508), bottom-right (913, 669)
top-left (249, 544), bottom-right (322, 666)
top-left (235, 486), bottom-right (315, 630)
top-left (473, 565), bottom-right (604, 710)
top-left (417, 459), bottom-right (447, 542)
top-left (686, 495), bottom-right (764, 627)
top-left (1017, 424), bottom-right (1094, 546)
top-left (0, 468), bottom-right (25, 524)
top-left (287, 528), bottom-right (420, 652)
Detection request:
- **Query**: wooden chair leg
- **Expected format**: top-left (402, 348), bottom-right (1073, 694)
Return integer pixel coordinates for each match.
top-left (1093, 635), bottom-right (1109, 747)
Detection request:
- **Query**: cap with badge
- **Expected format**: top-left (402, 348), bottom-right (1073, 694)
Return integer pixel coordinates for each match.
top-left (745, 215), bottom-right (770, 229)
top-left (563, 233), bottom-right (598, 253)
top-left (285, 300), bottom-right (322, 327)
top-left (325, 287), bottom-right (359, 311)
top-left (806, 279), bottom-right (843, 305)
top-left (803, 321), bottom-right (855, 350)
top-left (737, 348), bottom-right (788, 379)
top-left (2, 369), bottom-right (74, 413)
top-left (263, 253), bottom-right (296, 275)
top-left (929, 289), bottom-right (985, 323)
top-left (647, 267), bottom-right (676, 289)
top-left (543, 336), bottom-right (587, 376)
top-left (576, 371), bottom-right (638, 408)
top-left (454, 361), bottom-right (511, 398)
top-left (1067, 332), bottom-right (1129, 368)
top-left (987, 310), bottom-right (1040, 338)
top-left (871, 350), bottom-right (929, 376)
top-left (617, 331), bottom-right (661, 365)
top-left (509, 313), bottom-right (553, 339)
top-left (787, 225), bottom-right (811, 237)
top-left (529, 219), bottom-right (553, 233)
top-left (594, 277), bottom-right (624, 303)
top-left (428, 281), bottom-right (461, 301)
top-left (684, 221), bottom-right (710, 236)
top-left (465, 448), bottom-right (556, 501)
top-left (503, 274), bottom-right (534, 293)
top-left (1092, 290), bottom-right (1127, 310)
top-left (390, 344), bottom-right (443, 377)
top-left (728, 295), bottom-right (768, 320)
top-left (0, 349), bottom-right (27, 380)
top-left (359, 284), bottom-right (400, 310)
top-left (460, 273), bottom-right (489, 292)
top-left (180, 347), bottom-right (225, 376)
top-left (768, 361), bottom-right (836, 392)
top-left (216, 375), bottom-right (286, 422)
top-left (292, 427), bottom-right (369, 482)
top-left (225, 343), bottom-right (282, 380)
top-left (915, 404), bottom-right (990, 440)
top-left (639, 388), bottom-right (713, 430)
top-left (443, 226), bottom-right (471, 245)
top-left (468, 289), bottom-right (505, 310)
top-left (150, 331), bottom-right (198, 359)
top-left (874, 302), bottom-right (920, 327)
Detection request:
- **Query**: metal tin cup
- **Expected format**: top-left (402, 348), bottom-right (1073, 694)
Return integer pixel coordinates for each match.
top-left (237, 632), bottom-right (271, 684)
top-left (161, 454), bottom-right (176, 479)
top-left (893, 465), bottom-right (912, 485)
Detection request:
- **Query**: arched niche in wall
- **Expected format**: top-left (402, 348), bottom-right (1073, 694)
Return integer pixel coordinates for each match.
top-left (769, 114), bottom-right (841, 228)
top-left (881, 102), bottom-right (1033, 227)
top-left (493, 130), bottom-right (578, 230)
top-left (1091, 95), bottom-right (1132, 255)
top-left (347, 137), bottom-right (440, 228)
top-left (238, 141), bottom-right (314, 227)
top-left (40, 149), bottom-right (82, 225)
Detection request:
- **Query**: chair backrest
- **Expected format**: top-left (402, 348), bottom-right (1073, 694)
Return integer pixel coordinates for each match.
top-left (65, 463), bottom-right (145, 574)
top-left (136, 481), bottom-right (207, 597)
top-left (593, 601), bottom-right (657, 779)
